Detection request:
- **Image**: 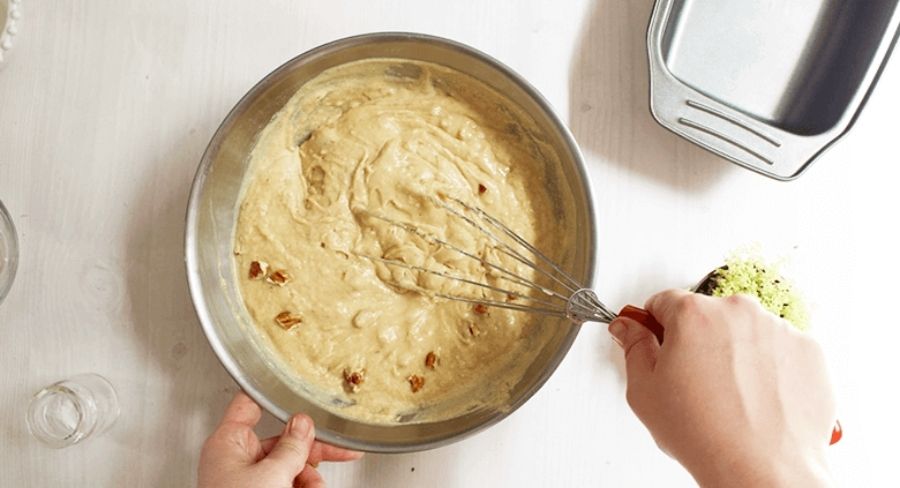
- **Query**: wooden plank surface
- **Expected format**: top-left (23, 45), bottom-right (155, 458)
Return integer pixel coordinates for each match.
top-left (1, 1), bottom-right (898, 486)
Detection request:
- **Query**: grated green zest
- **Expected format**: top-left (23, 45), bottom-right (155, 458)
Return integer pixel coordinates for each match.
top-left (709, 256), bottom-right (809, 331)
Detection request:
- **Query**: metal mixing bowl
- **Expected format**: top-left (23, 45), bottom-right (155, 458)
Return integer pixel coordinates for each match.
top-left (185, 32), bottom-right (596, 452)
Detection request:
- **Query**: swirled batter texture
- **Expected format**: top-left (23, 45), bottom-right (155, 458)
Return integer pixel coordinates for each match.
top-left (235, 59), bottom-right (572, 424)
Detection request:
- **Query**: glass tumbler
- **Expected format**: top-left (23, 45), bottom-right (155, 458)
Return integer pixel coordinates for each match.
top-left (0, 199), bottom-right (17, 306)
top-left (27, 374), bottom-right (120, 448)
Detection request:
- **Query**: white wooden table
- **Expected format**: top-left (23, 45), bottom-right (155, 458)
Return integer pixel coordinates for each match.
top-left (2, 1), bottom-right (898, 486)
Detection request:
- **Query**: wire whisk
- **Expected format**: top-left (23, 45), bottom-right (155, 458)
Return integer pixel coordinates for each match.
top-left (357, 195), bottom-right (663, 341)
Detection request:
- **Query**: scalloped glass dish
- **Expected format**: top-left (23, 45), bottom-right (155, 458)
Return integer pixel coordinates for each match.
top-left (1, 0), bottom-right (22, 68)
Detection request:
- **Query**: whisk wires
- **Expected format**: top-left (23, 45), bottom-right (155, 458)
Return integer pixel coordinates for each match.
top-left (356, 195), bottom-right (616, 323)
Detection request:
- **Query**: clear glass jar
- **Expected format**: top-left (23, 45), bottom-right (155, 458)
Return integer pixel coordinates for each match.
top-left (27, 374), bottom-right (120, 448)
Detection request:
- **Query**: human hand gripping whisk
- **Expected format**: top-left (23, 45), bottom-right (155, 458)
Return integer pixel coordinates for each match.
top-left (360, 194), bottom-right (841, 451)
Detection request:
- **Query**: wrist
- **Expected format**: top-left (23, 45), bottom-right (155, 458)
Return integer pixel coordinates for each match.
top-left (688, 445), bottom-right (832, 488)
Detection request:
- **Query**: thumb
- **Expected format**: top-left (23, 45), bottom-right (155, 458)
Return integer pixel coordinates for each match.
top-left (609, 316), bottom-right (660, 382)
top-left (262, 414), bottom-right (316, 479)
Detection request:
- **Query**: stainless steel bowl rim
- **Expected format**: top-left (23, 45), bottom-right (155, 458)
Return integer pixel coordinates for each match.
top-left (185, 32), bottom-right (597, 452)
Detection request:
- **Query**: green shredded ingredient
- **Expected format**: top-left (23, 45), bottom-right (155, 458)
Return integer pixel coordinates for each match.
top-left (709, 254), bottom-right (809, 331)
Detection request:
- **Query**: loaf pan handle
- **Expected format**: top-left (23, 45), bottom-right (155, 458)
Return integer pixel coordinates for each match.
top-left (646, 0), bottom-right (810, 180)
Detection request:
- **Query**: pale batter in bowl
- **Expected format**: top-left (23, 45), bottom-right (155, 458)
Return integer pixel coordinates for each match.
top-left (234, 58), bottom-right (572, 424)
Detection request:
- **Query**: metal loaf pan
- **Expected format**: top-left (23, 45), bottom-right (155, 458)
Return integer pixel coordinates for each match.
top-left (647, 0), bottom-right (900, 180)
